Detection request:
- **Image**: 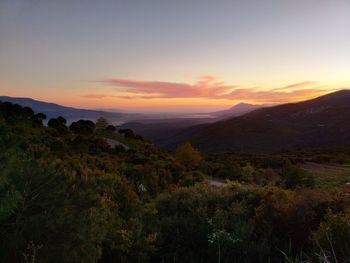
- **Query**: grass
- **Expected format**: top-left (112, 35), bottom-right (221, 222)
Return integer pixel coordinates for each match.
top-left (300, 163), bottom-right (350, 189)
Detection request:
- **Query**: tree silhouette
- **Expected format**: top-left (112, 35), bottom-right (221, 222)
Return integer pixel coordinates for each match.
top-left (95, 117), bottom-right (109, 132)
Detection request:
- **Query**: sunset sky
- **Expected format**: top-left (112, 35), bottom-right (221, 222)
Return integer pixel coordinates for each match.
top-left (0, 0), bottom-right (349, 112)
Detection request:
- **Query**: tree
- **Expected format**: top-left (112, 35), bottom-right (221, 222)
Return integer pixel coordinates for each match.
top-left (34, 113), bottom-right (46, 120)
top-left (241, 163), bottom-right (255, 182)
top-left (48, 118), bottom-right (68, 134)
top-left (106, 125), bottom-right (116, 133)
top-left (281, 161), bottom-right (314, 189)
top-left (96, 117), bottom-right (109, 132)
top-left (69, 121), bottom-right (94, 135)
top-left (31, 113), bottom-right (46, 126)
top-left (57, 116), bottom-right (67, 125)
top-left (76, 120), bottom-right (95, 129)
top-left (22, 107), bottom-right (34, 118)
top-left (118, 128), bottom-right (135, 138)
top-left (175, 142), bottom-right (202, 168)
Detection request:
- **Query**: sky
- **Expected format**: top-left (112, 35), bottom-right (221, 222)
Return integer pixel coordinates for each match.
top-left (0, 0), bottom-right (349, 113)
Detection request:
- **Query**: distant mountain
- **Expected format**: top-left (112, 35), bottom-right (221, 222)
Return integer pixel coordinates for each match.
top-left (118, 103), bottom-right (265, 141)
top-left (212, 103), bottom-right (264, 119)
top-left (158, 90), bottom-right (350, 153)
top-left (0, 96), bottom-right (266, 130)
top-left (0, 96), bottom-right (141, 124)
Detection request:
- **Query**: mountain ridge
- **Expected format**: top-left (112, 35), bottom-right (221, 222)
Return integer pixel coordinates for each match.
top-left (0, 95), bottom-right (266, 128)
top-left (0, 96), bottom-right (141, 124)
top-left (159, 90), bottom-right (350, 153)
top-left (211, 102), bottom-right (265, 118)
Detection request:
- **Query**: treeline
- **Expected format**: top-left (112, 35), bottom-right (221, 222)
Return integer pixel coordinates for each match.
top-left (1, 101), bottom-right (350, 262)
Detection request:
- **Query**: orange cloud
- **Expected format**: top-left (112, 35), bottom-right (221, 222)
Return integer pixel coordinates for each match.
top-left (272, 81), bottom-right (316, 92)
top-left (86, 76), bottom-right (340, 104)
top-left (102, 76), bottom-right (233, 99)
top-left (217, 88), bottom-right (330, 103)
top-left (81, 94), bottom-right (113, 99)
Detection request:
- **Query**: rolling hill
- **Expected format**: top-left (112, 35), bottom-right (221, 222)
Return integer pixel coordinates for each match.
top-left (0, 96), bottom-right (263, 127)
top-left (118, 103), bottom-right (265, 141)
top-left (158, 90), bottom-right (350, 153)
top-left (211, 102), bottom-right (264, 118)
top-left (0, 96), bottom-right (141, 124)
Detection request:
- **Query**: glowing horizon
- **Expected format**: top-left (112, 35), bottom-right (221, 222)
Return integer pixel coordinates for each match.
top-left (1, 81), bottom-right (346, 113)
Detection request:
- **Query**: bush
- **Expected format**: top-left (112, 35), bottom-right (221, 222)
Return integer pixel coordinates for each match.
top-left (313, 211), bottom-right (350, 262)
top-left (175, 142), bottom-right (202, 169)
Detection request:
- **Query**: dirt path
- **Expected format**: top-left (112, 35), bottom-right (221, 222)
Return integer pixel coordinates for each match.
top-left (106, 138), bottom-right (130, 150)
top-left (209, 179), bottom-right (227, 187)
top-left (301, 162), bottom-right (350, 174)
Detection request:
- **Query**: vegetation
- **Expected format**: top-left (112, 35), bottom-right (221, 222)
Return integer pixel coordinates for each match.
top-left (175, 141), bottom-right (203, 168)
top-left (1, 100), bottom-right (350, 262)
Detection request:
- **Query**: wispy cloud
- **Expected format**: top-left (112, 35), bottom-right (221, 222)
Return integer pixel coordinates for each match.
top-left (218, 88), bottom-right (329, 103)
top-left (103, 75), bottom-right (233, 99)
top-left (84, 76), bottom-right (337, 103)
top-left (272, 81), bottom-right (316, 92)
top-left (81, 94), bottom-right (112, 99)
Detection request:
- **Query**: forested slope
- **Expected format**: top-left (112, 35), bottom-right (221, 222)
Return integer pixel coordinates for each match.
top-left (2, 101), bottom-right (350, 262)
top-left (162, 90), bottom-right (350, 153)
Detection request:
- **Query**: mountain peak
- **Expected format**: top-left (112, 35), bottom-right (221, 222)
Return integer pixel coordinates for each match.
top-left (163, 90), bottom-right (350, 153)
top-left (229, 103), bottom-right (260, 110)
top-left (231, 102), bottom-right (254, 108)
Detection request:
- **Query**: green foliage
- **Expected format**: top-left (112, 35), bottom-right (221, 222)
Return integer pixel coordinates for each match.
top-left (69, 120), bottom-right (94, 135)
top-left (95, 117), bottom-right (109, 132)
top-left (175, 142), bottom-right (202, 168)
top-left (1, 101), bottom-right (350, 262)
top-left (241, 163), bottom-right (255, 182)
top-left (313, 211), bottom-right (350, 262)
top-left (118, 128), bottom-right (136, 138)
top-left (48, 117), bottom-right (68, 134)
top-left (281, 161), bottom-right (315, 189)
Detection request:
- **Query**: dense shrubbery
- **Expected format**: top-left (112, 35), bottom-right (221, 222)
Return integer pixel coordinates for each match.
top-left (1, 101), bottom-right (350, 262)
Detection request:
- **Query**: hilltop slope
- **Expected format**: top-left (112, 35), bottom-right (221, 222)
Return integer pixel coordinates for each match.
top-left (0, 96), bottom-right (139, 124)
top-left (161, 90), bottom-right (350, 153)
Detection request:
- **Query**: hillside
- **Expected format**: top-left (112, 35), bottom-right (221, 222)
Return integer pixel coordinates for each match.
top-left (0, 96), bottom-right (140, 124)
top-left (0, 100), bottom-right (204, 262)
top-left (0, 96), bottom-right (263, 129)
top-left (118, 103), bottom-right (265, 142)
top-left (2, 100), bottom-right (350, 262)
top-left (160, 90), bottom-right (350, 153)
top-left (211, 102), bottom-right (265, 118)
